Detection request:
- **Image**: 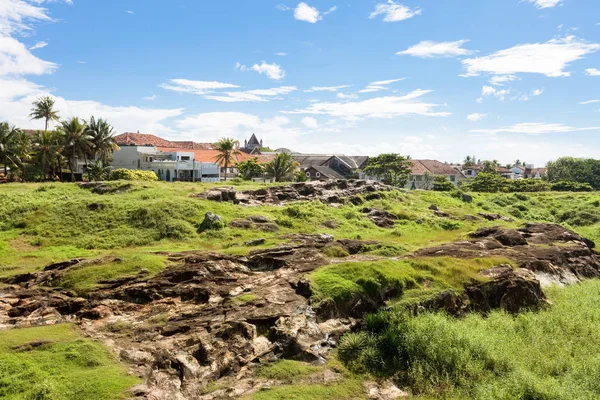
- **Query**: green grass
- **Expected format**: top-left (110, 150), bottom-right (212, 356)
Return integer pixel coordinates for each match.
top-left (0, 324), bottom-right (138, 399)
top-left (338, 279), bottom-right (600, 400)
top-left (249, 378), bottom-right (366, 400)
top-left (51, 252), bottom-right (167, 296)
top-left (256, 360), bottom-right (322, 381)
top-left (309, 257), bottom-right (513, 307)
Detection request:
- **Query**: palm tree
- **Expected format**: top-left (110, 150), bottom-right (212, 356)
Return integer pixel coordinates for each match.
top-left (33, 130), bottom-right (63, 180)
top-left (0, 122), bottom-right (25, 179)
top-left (213, 138), bottom-right (242, 181)
top-left (265, 153), bottom-right (299, 182)
top-left (61, 117), bottom-right (92, 181)
top-left (30, 96), bottom-right (60, 132)
top-left (86, 116), bottom-right (119, 164)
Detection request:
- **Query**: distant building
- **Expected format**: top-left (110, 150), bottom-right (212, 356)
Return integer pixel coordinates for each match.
top-left (242, 134), bottom-right (263, 154)
top-left (293, 154), bottom-right (369, 180)
top-left (407, 160), bottom-right (464, 189)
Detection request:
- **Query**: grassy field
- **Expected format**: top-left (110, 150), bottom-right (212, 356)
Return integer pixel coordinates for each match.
top-left (0, 324), bottom-right (138, 400)
top-left (338, 279), bottom-right (600, 400)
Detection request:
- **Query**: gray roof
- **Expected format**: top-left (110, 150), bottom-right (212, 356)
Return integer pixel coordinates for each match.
top-left (292, 154), bottom-right (368, 169)
top-left (308, 166), bottom-right (346, 179)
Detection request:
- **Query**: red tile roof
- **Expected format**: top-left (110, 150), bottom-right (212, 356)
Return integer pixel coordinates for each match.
top-left (157, 147), bottom-right (275, 167)
top-left (410, 160), bottom-right (459, 176)
top-left (114, 133), bottom-right (213, 150)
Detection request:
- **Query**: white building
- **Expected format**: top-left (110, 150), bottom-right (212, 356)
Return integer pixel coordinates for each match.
top-left (112, 145), bottom-right (220, 182)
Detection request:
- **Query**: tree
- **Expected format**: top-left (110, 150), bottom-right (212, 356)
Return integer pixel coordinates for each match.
top-left (422, 171), bottom-right (434, 190)
top-left (463, 155), bottom-right (476, 167)
top-left (33, 130), bottom-right (62, 180)
top-left (265, 153), bottom-right (299, 182)
top-left (482, 160), bottom-right (498, 173)
top-left (30, 96), bottom-right (60, 132)
top-left (546, 157), bottom-right (600, 190)
top-left (463, 172), bottom-right (506, 193)
top-left (61, 117), bottom-right (92, 181)
top-left (432, 175), bottom-right (454, 191)
top-left (213, 138), bottom-right (242, 181)
top-left (235, 157), bottom-right (265, 180)
top-left (86, 117), bottom-right (119, 164)
top-left (0, 122), bottom-right (25, 178)
top-left (363, 154), bottom-right (412, 187)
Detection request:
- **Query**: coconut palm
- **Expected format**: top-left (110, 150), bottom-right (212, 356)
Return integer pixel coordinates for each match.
top-left (265, 152), bottom-right (299, 182)
top-left (86, 116), bottom-right (119, 164)
top-left (213, 138), bottom-right (242, 181)
top-left (61, 117), bottom-right (92, 181)
top-left (0, 122), bottom-right (24, 178)
top-left (30, 96), bottom-right (60, 132)
top-left (33, 130), bottom-right (63, 180)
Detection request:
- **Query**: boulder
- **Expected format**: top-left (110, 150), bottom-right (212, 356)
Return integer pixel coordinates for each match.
top-left (462, 193), bottom-right (473, 203)
top-left (197, 212), bottom-right (224, 233)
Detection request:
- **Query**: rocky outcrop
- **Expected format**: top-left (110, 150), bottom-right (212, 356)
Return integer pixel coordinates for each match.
top-left (195, 180), bottom-right (396, 206)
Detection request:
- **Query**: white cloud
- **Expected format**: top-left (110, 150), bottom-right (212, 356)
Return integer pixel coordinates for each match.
top-left (285, 89), bottom-right (450, 120)
top-left (274, 52), bottom-right (288, 56)
top-left (0, 36), bottom-right (57, 76)
top-left (467, 113), bottom-right (487, 122)
top-left (305, 85), bottom-right (351, 92)
top-left (160, 79), bottom-right (240, 94)
top-left (396, 40), bottom-right (475, 58)
top-left (276, 4), bottom-right (292, 11)
top-left (143, 94), bottom-right (157, 101)
top-left (532, 88), bottom-right (544, 96)
top-left (204, 86), bottom-right (297, 102)
top-left (580, 99), bottom-right (600, 105)
top-left (481, 85), bottom-right (510, 101)
top-left (462, 36), bottom-right (600, 78)
top-left (0, 77), bottom-right (182, 134)
top-left (471, 123), bottom-right (599, 135)
top-left (29, 41), bottom-right (48, 50)
top-left (489, 75), bottom-right (518, 86)
top-left (359, 78), bottom-right (404, 93)
top-left (76, 60), bottom-right (86, 64)
top-left (124, 10), bottom-right (134, 14)
top-left (527, 0), bottom-right (563, 9)
top-left (0, 0), bottom-right (51, 35)
top-left (369, 1), bottom-right (421, 22)
top-left (301, 116), bottom-right (318, 129)
top-left (293, 3), bottom-right (336, 23)
top-left (337, 92), bottom-right (358, 100)
top-left (237, 61), bottom-right (285, 80)
top-left (586, 68), bottom-right (600, 76)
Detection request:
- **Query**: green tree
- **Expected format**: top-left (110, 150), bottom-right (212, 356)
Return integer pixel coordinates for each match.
top-left (61, 117), bottom-right (92, 181)
top-left (463, 155), bottom-right (476, 167)
top-left (482, 160), bottom-right (499, 173)
top-left (363, 154), bottom-right (412, 187)
top-left (432, 175), bottom-right (455, 191)
top-left (235, 157), bottom-right (265, 180)
top-left (546, 157), bottom-right (600, 190)
top-left (464, 172), bottom-right (506, 193)
top-left (0, 122), bottom-right (25, 178)
top-left (86, 117), bottom-right (119, 164)
top-left (265, 153), bottom-right (299, 182)
top-left (29, 96), bottom-right (60, 132)
top-left (33, 130), bottom-right (63, 180)
top-left (213, 138), bottom-right (242, 181)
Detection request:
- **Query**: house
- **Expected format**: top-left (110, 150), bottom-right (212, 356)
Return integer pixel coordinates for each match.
top-left (293, 154), bottom-right (369, 180)
top-left (407, 160), bottom-right (463, 189)
top-left (523, 164), bottom-right (547, 179)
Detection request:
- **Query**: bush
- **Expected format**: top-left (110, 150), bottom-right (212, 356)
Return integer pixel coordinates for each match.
top-left (556, 209), bottom-right (600, 226)
top-left (439, 220), bottom-right (461, 231)
top-left (432, 176), bottom-right (455, 192)
top-left (275, 216), bottom-right (294, 228)
top-left (323, 246), bottom-right (350, 258)
top-left (110, 168), bottom-right (158, 181)
top-left (462, 173), bottom-right (507, 193)
top-left (507, 179), bottom-right (550, 193)
top-left (551, 181), bottom-right (594, 192)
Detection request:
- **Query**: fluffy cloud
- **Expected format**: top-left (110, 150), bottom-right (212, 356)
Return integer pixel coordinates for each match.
top-left (204, 86), bottom-right (297, 102)
top-left (397, 40), bottom-right (475, 58)
top-left (470, 123), bottom-right (599, 135)
top-left (285, 89), bottom-right (450, 119)
top-left (0, 0), bottom-right (52, 35)
top-left (467, 113), bottom-right (487, 122)
top-left (337, 92), bottom-right (358, 100)
top-left (527, 0), bottom-right (563, 9)
top-left (481, 86), bottom-right (510, 101)
top-left (305, 85), bottom-right (351, 92)
top-left (293, 3), bottom-right (336, 24)
top-left (586, 68), bottom-right (600, 76)
top-left (489, 75), bottom-right (518, 86)
top-left (159, 79), bottom-right (240, 94)
top-left (462, 36), bottom-right (600, 78)
top-left (237, 61), bottom-right (285, 80)
top-left (301, 116), bottom-right (318, 129)
top-left (0, 36), bottom-right (56, 76)
top-left (369, 1), bottom-right (421, 22)
top-left (0, 77), bottom-right (182, 134)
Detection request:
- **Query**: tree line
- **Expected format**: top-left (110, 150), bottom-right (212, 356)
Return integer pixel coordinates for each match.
top-left (0, 96), bottom-right (118, 182)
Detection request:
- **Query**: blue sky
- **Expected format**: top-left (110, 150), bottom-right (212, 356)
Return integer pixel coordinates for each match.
top-left (1, 0), bottom-right (599, 165)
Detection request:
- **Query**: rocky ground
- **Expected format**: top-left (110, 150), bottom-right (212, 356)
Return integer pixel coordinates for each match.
top-left (1, 182), bottom-right (599, 399)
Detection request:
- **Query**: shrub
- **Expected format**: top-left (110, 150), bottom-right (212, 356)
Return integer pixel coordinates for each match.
top-left (556, 209), bottom-right (600, 227)
top-left (110, 168), bottom-right (158, 181)
top-left (507, 179), bottom-right (550, 193)
top-left (322, 246), bottom-right (350, 258)
top-left (439, 220), bottom-right (461, 231)
top-left (551, 181), bottom-right (594, 192)
top-left (462, 173), bottom-right (507, 193)
top-left (275, 216), bottom-right (294, 228)
top-left (432, 176), bottom-right (455, 192)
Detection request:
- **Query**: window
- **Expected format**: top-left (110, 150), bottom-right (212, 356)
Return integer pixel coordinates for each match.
top-left (181, 156), bottom-right (190, 161)
top-left (449, 175), bottom-right (456, 181)
top-left (316, 172), bottom-right (321, 178)
top-left (305, 172), bottom-right (310, 177)
top-left (415, 175), bottom-right (423, 181)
